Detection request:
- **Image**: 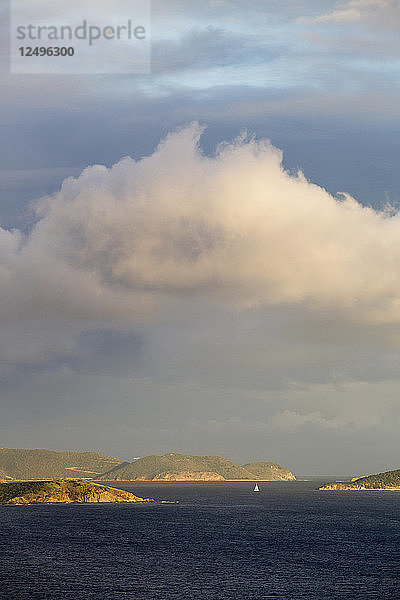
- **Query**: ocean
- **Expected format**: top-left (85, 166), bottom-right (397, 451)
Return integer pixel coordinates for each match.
top-left (1, 480), bottom-right (399, 599)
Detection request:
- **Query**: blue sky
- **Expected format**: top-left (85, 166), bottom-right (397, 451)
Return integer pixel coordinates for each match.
top-left (1, 0), bottom-right (400, 475)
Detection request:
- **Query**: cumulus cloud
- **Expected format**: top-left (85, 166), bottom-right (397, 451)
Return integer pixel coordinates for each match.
top-left (2, 123), bottom-right (400, 324)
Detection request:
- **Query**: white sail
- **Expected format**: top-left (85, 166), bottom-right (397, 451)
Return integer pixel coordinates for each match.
top-left (253, 483), bottom-right (260, 492)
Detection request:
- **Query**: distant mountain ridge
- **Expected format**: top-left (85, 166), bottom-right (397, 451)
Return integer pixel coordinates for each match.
top-left (0, 448), bottom-right (295, 481)
top-left (97, 452), bottom-right (296, 481)
top-left (320, 469), bottom-right (400, 490)
top-left (0, 448), bottom-right (124, 480)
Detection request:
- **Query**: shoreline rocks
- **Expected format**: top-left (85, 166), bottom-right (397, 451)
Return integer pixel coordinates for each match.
top-left (0, 480), bottom-right (155, 504)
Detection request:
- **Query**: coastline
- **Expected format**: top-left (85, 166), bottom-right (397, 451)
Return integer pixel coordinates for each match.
top-left (320, 487), bottom-right (400, 492)
top-left (96, 478), bottom-right (297, 483)
top-left (0, 480), bottom-right (156, 505)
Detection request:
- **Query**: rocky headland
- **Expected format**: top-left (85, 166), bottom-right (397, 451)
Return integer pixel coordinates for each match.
top-left (242, 462), bottom-right (296, 481)
top-left (0, 480), bottom-right (154, 504)
top-left (98, 452), bottom-right (296, 482)
top-left (153, 471), bottom-right (225, 481)
top-left (320, 468), bottom-right (400, 491)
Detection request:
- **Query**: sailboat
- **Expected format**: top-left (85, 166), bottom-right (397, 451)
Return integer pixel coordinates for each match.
top-left (253, 483), bottom-right (260, 492)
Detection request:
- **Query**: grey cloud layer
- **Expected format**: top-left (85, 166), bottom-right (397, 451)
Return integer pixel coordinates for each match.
top-left (305, 0), bottom-right (400, 26)
top-left (151, 27), bottom-right (285, 74)
top-left (2, 1), bottom-right (400, 472)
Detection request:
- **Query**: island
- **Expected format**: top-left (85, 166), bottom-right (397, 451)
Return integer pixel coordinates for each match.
top-left (242, 462), bottom-right (295, 481)
top-left (0, 480), bottom-right (155, 504)
top-left (319, 468), bottom-right (400, 490)
top-left (0, 448), bottom-right (124, 480)
top-left (0, 448), bottom-right (295, 482)
top-left (97, 452), bottom-right (296, 482)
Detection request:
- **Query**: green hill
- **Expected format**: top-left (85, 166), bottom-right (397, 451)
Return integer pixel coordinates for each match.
top-left (0, 448), bottom-right (295, 482)
top-left (98, 452), bottom-right (296, 481)
top-left (0, 480), bottom-right (154, 504)
top-left (0, 448), bottom-right (123, 480)
top-left (242, 462), bottom-right (296, 481)
top-left (320, 469), bottom-right (400, 490)
top-left (0, 468), bottom-right (10, 481)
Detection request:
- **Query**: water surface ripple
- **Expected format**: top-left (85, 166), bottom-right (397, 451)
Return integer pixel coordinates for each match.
top-left (1, 480), bottom-right (399, 599)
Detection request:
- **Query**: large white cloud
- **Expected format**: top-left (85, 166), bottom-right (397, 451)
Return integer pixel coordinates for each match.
top-left (2, 122), bottom-right (400, 323)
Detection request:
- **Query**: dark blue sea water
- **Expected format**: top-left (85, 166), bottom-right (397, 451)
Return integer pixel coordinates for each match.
top-left (1, 480), bottom-right (400, 599)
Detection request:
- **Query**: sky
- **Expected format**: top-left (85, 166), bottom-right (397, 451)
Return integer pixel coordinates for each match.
top-left (1, 0), bottom-right (400, 476)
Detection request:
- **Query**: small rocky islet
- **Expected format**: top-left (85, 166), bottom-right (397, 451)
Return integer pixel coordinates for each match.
top-left (0, 480), bottom-right (155, 505)
top-left (320, 468), bottom-right (400, 491)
